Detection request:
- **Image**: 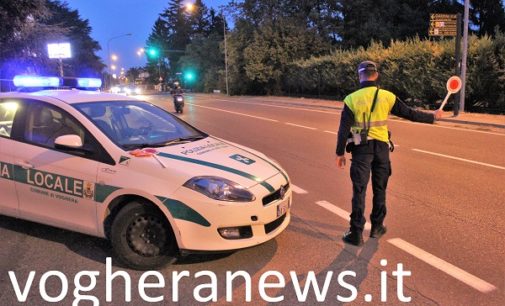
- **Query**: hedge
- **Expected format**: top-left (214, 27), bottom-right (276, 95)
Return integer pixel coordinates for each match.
top-left (284, 34), bottom-right (505, 113)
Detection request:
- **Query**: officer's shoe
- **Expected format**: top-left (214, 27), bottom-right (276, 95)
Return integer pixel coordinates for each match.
top-left (370, 224), bottom-right (387, 239)
top-left (342, 230), bottom-right (364, 246)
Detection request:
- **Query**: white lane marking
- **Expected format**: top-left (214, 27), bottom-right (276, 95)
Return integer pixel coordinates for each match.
top-left (189, 104), bottom-right (279, 122)
top-left (198, 96), bottom-right (505, 137)
top-left (290, 184), bottom-right (308, 194)
top-left (388, 238), bottom-right (497, 293)
top-left (285, 122), bottom-right (317, 130)
top-left (197, 97), bottom-right (342, 115)
top-left (315, 201), bottom-right (371, 231)
top-left (191, 97), bottom-right (505, 137)
top-left (412, 148), bottom-right (505, 171)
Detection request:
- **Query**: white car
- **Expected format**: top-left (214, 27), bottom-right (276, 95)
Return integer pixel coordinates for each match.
top-left (0, 77), bottom-right (292, 270)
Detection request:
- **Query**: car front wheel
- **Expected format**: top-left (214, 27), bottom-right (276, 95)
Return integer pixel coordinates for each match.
top-left (110, 201), bottom-right (177, 270)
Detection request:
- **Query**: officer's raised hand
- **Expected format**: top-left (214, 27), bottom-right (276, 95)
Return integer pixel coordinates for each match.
top-left (336, 155), bottom-right (346, 169)
top-left (433, 109), bottom-right (444, 120)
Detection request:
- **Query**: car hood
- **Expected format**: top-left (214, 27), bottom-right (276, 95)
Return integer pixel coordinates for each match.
top-left (152, 137), bottom-right (282, 190)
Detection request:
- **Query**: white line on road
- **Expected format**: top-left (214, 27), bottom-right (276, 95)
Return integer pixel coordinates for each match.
top-left (195, 95), bottom-right (505, 137)
top-left (388, 238), bottom-right (497, 293)
top-left (290, 184), bottom-right (308, 194)
top-left (198, 97), bottom-right (342, 115)
top-left (412, 149), bottom-right (505, 171)
top-left (315, 201), bottom-right (371, 231)
top-left (324, 130), bottom-right (338, 135)
top-left (285, 122), bottom-right (317, 130)
top-left (189, 104), bottom-right (279, 122)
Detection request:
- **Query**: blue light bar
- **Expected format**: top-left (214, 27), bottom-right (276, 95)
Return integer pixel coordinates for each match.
top-left (77, 78), bottom-right (102, 88)
top-left (13, 75), bottom-right (60, 87)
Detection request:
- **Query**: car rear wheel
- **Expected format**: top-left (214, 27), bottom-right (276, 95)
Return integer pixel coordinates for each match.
top-left (110, 201), bottom-right (177, 270)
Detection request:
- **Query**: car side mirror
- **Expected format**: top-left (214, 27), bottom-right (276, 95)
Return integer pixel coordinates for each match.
top-left (55, 134), bottom-right (83, 149)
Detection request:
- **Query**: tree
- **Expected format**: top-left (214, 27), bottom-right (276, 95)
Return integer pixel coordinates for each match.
top-left (160, 0), bottom-right (192, 73)
top-left (45, 1), bottom-right (104, 77)
top-left (145, 17), bottom-right (170, 83)
top-left (0, 0), bottom-right (103, 90)
top-left (0, 0), bottom-right (60, 81)
top-left (470, 0), bottom-right (505, 36)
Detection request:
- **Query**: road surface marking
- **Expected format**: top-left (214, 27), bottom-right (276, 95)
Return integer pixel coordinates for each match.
top-left (187, 97), bottom-right (504, 138)
top-left (285, 122), bottom-right (317, 130)
top-left (412, 149), bottom-right (505, 171)
top-left (290, 184), bottom-right (308, 194)
top-left (189, 104), bottom-right (279, 122)
top-left (315, 201), bottom-right (371, 230)
top-left (388, 238), bottom-right (497, 293)
top-left (208, 98), bottom-right (341, 115)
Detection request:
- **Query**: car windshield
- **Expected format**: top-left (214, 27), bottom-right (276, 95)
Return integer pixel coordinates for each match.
top-left (74, 101), bottom-right (206, 150)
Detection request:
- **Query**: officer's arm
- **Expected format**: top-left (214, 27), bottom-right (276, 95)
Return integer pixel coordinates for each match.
top-left (391, 98), bottom-right (435, 124)
top-left (336, 105), bottom-right (354, 156)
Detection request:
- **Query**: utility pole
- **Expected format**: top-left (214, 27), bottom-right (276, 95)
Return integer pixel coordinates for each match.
top-left (453, 13), bottom-right (462, 116)
top-left (222, 11), bottom-right (229, 96)
top-left (459, 0), bottom-right (470, 113)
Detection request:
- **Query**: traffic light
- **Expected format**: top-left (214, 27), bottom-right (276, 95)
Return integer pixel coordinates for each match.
top-left (184, 71), bottom-right (195, 82)
top-left (147, 47), bottom-right (159, 58)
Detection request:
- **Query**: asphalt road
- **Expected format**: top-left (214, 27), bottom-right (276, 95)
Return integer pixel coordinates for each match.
top-left (1, 93), bottom-right (504, 305)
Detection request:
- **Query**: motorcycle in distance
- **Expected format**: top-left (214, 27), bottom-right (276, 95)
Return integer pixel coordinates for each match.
top-left (173, 94), bottom-right (184, 114)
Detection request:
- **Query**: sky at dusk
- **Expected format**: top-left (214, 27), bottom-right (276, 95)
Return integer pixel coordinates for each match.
top-left (65, 0), bottom-right (228, 70)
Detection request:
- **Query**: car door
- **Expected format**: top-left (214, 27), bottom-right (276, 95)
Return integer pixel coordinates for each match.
top-left (11, 100), bottom-right (105, 236)
top-left (0, 99), bottom-right (22, 217)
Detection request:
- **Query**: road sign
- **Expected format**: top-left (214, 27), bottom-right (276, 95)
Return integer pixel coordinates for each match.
top-left (429, 14), bottom-right (458, 37)
top-left (439, 76), bottom-right (463, 111)
top-left (447, 76), bottom-right (462, 94)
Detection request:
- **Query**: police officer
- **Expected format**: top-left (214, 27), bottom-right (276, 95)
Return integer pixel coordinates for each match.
top-left (335, 60), bottom-right (443, 246)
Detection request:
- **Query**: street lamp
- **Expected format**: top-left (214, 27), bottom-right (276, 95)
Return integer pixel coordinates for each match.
top-left (185, 3), bottom-right (195, 13)
top-left (106, 33), bottom-right (132, 88)
top-left (111, 54), bottom-right (118, 61)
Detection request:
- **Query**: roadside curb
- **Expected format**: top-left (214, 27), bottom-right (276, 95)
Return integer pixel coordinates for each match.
top-left (437, 118), bottom-right (505, 129)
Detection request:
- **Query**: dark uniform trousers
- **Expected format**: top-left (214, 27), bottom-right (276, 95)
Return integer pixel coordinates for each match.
top-left (349, 140), bottom-right (391, 233)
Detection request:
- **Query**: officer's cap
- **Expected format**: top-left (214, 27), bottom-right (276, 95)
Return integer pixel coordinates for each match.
top-left (357, 61), bottom-right (378, 73)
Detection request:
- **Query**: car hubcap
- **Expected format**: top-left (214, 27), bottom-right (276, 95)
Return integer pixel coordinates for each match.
top-left (126, 215), bottom-right (167, 257)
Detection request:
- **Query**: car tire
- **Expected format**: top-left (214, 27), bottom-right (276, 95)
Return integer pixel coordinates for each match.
top-left (110, 201), bottom-right (177, 270)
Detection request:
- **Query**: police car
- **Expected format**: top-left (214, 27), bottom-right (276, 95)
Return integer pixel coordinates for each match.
top-left (0, 76), bottom-right (291, 270)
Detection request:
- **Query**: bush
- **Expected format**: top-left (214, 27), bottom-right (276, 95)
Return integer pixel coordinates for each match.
top-left (286, 35), bottom-right (505, 113)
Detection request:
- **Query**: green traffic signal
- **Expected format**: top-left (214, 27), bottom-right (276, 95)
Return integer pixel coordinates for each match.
top-left (147, 47), bottom-right (159, 58)
top-left (184, 71), bottom-right (195, 81)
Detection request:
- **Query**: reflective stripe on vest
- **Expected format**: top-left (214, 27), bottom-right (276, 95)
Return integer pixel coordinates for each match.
top-left (344, 87), bottom-right (396, 143)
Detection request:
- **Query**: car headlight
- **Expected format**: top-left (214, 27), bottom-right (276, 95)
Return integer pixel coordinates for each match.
top-left (183, 176), bottom-right (255, 202)
top-left (135, 87), bottom-right (141, 94)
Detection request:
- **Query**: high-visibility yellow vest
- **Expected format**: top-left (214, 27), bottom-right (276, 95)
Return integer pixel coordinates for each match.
top-left (344, 86), bottom-right (396, 143)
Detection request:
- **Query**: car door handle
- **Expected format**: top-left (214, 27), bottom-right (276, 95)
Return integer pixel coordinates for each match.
top-left (16, 161), bottom-right (34, 169)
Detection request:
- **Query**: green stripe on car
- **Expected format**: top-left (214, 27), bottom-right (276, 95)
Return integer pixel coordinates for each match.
top-left (157, 152), bottom-right (275, 192)
top-left (94, 185), bottom-right (121, 203)
top-left (157, 196), bottom-right (211, 227)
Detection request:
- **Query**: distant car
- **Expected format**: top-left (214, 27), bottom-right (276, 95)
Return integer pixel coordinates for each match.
top-left (0, 76), bottom-right (292, 270)
top-left (110, 85), bottom-right (142, 96)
